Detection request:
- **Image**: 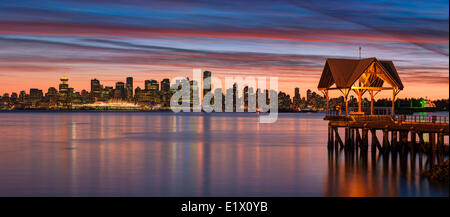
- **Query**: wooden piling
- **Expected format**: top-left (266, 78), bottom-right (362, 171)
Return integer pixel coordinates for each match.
top-left (370, 129), bottom-right (376, 152)
top-left (391, 131), bottom-right (397, 151)
top-left (355, 128), bottom-right (362, 149)
top-left (437, 130), bottom-right (444, 164)
top-left (352, 128), bottom-right (357, 150)
top-left (328, 125), bottom-right (332, 148)
top-left (344, 126), bottom-right (350, 149)
top-left (371, 129), bottom-right (382, 152)
top-left (430, 133), bottom-right (436, 154)
top-left (362, 126), bottom-right (369, 150)
top-left (418, 131), bottom-right (425, 152)
top-left (324, 114), bottom-right (449, 161)
top-left (410, 127), bottom-right (416, 151)
top-left (334, 127), bottom-right (344, 149)
top-left (383, 127), bottom-right (390, 152)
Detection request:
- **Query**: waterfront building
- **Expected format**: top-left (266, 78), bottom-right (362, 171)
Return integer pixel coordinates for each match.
top-left (91, 78), bottom-right (102, 99)
top-left (126, 77), bottom-right (133, 100)
top-left (115, 82), bottom-right (126, 100)
top-left (19, 91), bottom-right (26, 102)
top-left (161, 78), bottom-right (170, 93)
top-left (293, 87), bottom-right (301, 109)
top-left (306, 89), bottom-right (312, 104)
top-left (203, 71), bottom-right (211, 98)
top-left (144, 80), bottom-right (151, 90)
top-left (101, 86), bottom-right (114, 101)
top-left (47, 87), bottom-right (58, 107)
top-left (149, 80), bottom-right (159, 92)
top-left (58, 76), bottom-right (72, 109)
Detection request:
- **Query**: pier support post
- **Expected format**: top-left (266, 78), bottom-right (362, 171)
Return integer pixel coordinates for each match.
top-left (418, 132), bottom-right (425, 152)
top-left (351, 128), bottom-right (356, 150)
top-left (344, 126), bottom-right (349, 148)
top-left (330, 126), bottom-right (335, 150)
top-left (328, 125), bottom-right (333, 149)
top-left (437, 130), bottom-right (444, 164)
top-left (399, 131), bottom-right (408, 152)
top-left (362, 125), bottom-right (369, 150)
top-left (371, 129), bottom-right (382, 152)
top-left (355, 128), bottom-right (362, 149)
top-left (334, 127), bottom-right (344, 149)
top-left (383, 127), bottom-right (390, 153)
top-left (391, 131), bottom-right (397, 151)
top-left (410, 127), bottom-right (416, 151)
top-left (430, 133), bottom-right (436, 151)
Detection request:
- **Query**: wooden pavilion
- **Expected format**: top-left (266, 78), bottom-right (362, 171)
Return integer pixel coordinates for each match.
top-left (318, 57), bottom-right (404, 116)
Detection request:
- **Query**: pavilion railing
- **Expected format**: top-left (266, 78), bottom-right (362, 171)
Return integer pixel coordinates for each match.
top-left (395, 115), bottom-right (449, 124)
top-left (325, 113), bottom-right (449, 124)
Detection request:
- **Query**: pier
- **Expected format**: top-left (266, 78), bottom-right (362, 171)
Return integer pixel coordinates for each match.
top-left (318, 57), bottom-right (449, 167)
top-left (326, 115), bottom-right (449, 166)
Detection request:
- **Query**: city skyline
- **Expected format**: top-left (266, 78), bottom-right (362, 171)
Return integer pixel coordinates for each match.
top-left (1, 73), bottom-right (326, 111)
top-left (1, 73), bottom-right (447, 112)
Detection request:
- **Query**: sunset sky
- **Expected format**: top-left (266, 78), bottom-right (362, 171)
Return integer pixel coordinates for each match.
top-left (0, 0), bottom-right (448, 99)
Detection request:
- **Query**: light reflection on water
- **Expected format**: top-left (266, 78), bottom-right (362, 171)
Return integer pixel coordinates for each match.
top-left (0, 112), bottom-right (447, 197)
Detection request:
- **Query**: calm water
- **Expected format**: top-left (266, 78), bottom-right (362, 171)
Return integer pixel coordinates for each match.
top-left (0, 112), bottom-right (448, 197)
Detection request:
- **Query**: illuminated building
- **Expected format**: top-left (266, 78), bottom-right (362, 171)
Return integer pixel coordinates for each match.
top-left (144, 80), bottom-right (152, 90)
top-left (47, 87), bottom-right (58, 107)
top-left (203, 71), bottom-right (211, 98)
top-left (306, 89), bottom-right (312, 103)
top-left (126, 77), bottom-right (133, 100)
top-left (160, 79), bottom-right (171, 107)
top-left (102, 86), bottom-right (114, 101)
top-left (114, 82), bottom-right (126, 100)
top-left (58, 76), bottom-right (72, 109)
top-left (293, 87), bottom-right (301, 109)
top-left (19, 91), bottom-right (26, 102)
top-left (161, 78), bottom-right (170, 93)
top-left (149, 80), bottom-right (159, 92)
top-left (91, 78), bottom-right (102, 99)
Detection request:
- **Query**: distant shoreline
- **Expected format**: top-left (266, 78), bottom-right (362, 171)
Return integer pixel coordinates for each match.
top-left (0, 109), bottom-right (322, 114)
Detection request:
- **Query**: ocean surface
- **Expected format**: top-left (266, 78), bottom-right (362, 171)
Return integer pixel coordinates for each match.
top-left (0, 111), bottom-right (448, 197)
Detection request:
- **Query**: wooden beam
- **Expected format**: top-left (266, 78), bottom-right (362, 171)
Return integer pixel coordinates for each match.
top-left (334, 127), bottom-right (344, 149)
top-left (351, 87), bottom-right (394, 90)
top-left (322, 87), bottom-right (394, 91)
top-left (371, 129), bottom-right (382, 152)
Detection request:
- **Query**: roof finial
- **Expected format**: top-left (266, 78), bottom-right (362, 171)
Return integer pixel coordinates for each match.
top-left (359, 46), bottom-right (362, 59)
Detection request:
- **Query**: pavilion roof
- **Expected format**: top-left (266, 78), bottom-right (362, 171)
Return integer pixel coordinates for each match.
top-left (317, 57), bottom-right (404, 90)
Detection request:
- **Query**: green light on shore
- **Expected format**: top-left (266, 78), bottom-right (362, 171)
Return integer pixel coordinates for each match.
top-left (419, 99), bottom-right (427, 108)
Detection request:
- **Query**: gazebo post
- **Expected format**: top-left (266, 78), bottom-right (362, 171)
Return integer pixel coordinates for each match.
top-left (369, 90), bottom-right (374, 115)
top-left (345, 96), bottom-right (348, 115)
top-left (344, 89), bottom-right (349, 116)
top-left (392, 89), bottom-right (395, 116)
top-left (357, 90), bottom-right (362, 113)
top-left (325, 90), bottom-right (329, 116)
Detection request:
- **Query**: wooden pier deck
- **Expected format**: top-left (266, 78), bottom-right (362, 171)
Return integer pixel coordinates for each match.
top-left (326, 115), bottom-right (449, 165)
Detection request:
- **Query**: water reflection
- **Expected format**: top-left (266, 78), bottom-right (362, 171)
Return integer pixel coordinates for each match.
top-left (326, 147), bottom-right (448, 196)
top-left (0, 112), bottom-right (447, 196)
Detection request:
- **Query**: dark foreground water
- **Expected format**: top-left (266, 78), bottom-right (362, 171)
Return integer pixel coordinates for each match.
top-left (0, 112), bottom-right (448, 197)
